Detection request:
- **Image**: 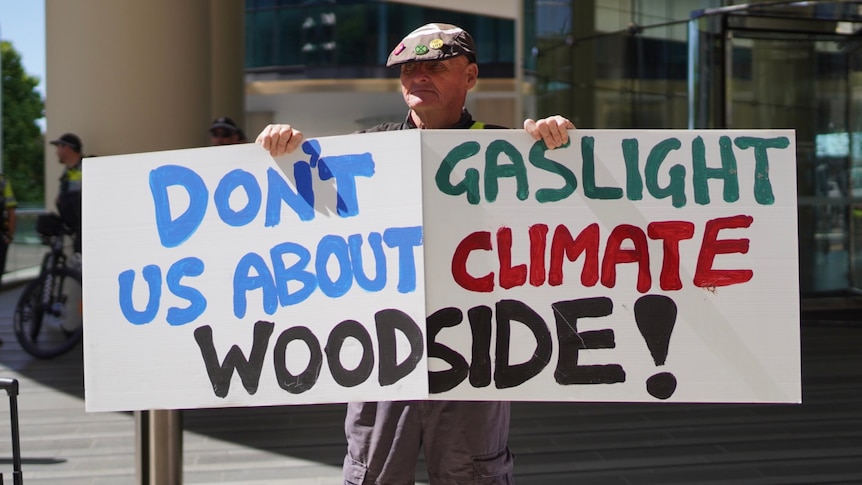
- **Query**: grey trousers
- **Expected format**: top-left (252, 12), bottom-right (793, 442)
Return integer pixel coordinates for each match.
top-left (343, 401), bottom-right (514, 485)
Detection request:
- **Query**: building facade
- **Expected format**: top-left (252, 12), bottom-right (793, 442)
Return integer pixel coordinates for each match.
top-left (243, 0), bottom-right (521, 137)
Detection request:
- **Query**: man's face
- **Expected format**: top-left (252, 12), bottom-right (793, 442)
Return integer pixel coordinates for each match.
top-left (210, 129), bottom-right (241, 146)
top-left (55, 143), bottom-right (74, 163)
top-left (400, 56), bottom-right (478, 115)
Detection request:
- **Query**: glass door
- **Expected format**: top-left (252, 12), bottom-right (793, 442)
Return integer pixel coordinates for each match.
top-left (848, 49), bottom-right (862, 291)
top-left (691, 8), bottom-right (862, 295)
top-left (728, 30), bottom-right (846, 293)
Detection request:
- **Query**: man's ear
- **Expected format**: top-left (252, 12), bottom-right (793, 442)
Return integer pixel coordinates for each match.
top-left (466, 63), bottom-right (479, 88)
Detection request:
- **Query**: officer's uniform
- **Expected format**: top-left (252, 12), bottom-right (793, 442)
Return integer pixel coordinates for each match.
top-left (0, 174), bottom-right (17, 285)
top-left (58, 160), bottom-right (83, 253)
top-left (342, 23), bottom-right (514, 485)
top-left (50, 133), bottom-right (85, 254)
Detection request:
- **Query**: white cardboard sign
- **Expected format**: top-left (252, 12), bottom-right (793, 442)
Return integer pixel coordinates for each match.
top-left (83, 131), bottom-right (429, 411)
top-left (83, 129), bottom-right (800, 411)
top-left (421, 129), bottom-right (799, 404)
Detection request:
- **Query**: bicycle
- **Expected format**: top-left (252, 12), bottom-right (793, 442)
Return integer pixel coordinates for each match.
top-left (13, 213), bottom-right (83, 359)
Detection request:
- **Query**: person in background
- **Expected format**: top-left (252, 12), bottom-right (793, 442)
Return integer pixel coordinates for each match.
top-left (209, 116), bottom-right (247, 145)
top-left (0, 173), bottom-right (17, 286)
top-left (258, 22), bottom-right (574, 485)
top-left (0, 173), bottom-right (15, 345)
top-left (50, 133), bottom-right (84, 254)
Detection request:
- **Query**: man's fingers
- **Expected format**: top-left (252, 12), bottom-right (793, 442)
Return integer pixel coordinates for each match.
top-left (524, 116), bottom-right (575, 149)
top-left (274, 128), bottom-right (291, 156)
top-left (544, 115), bottom-right (574, 149)
top-left (255, 124), bottom-right (275, 151)
top-left (255, 124), bottom-right (281, 153)
top-left (255, 124), bottom-right (304, 157)
top-left (524, 118), bottom-right (548, 143)
top-left (544, 119), bottom-right (564, 148)
top-left (271, 124), bottom-right (294, 157)
top-left (254, 125), bottom-right (267, 147)
top-left (285, 128), bottom-right (304, 154)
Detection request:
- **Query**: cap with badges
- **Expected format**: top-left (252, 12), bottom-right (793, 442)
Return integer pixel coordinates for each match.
top-left (386, 23), bottom-right (477, 67)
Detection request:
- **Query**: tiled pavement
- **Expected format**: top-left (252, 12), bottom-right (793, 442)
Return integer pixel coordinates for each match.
top-left (0, 276), bottom-right (860, 484)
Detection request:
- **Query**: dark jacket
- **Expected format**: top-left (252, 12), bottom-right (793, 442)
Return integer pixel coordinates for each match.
top-left (357, 109), bottom-right (506, 133)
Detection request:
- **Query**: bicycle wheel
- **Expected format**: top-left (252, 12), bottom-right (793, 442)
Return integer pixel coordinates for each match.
top-left (14, 267), bottom-right (84, 359)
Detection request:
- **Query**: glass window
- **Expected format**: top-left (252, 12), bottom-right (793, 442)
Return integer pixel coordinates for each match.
top-left (245, 1), bottom-right (514, 78)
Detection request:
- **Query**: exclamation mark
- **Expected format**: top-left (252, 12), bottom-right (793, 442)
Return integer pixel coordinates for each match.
top-left (634, 295), bottom-right (677, 400)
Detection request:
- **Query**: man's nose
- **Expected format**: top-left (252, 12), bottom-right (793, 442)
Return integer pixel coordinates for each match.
top-left (411, 71), bottom-right (431, 83)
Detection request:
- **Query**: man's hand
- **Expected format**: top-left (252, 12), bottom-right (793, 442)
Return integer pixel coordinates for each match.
top-left (524, 115), bottom-right (576, 150)
top-left (256, 124), bottom-right (305, 157)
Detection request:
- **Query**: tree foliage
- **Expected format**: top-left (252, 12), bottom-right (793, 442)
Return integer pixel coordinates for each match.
top-left (1, 40), bottom-right (45, 206)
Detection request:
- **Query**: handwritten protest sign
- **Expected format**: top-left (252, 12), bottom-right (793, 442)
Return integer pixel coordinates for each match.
top-left (83, 131), bottom-right (429, 411)
top-left (421, 129), bottom-right (799, 403)
top-left (83, 129), bottom-right (799, 412)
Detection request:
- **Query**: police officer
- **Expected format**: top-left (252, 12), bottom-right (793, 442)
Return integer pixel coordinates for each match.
top-left (50, 133), bottom-right (84, 254)
top-left (0, 173), bottom-right (17, 286)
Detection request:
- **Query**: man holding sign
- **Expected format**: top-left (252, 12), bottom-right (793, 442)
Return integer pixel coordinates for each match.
top-left (258, 22), bottom-right (574, 485)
